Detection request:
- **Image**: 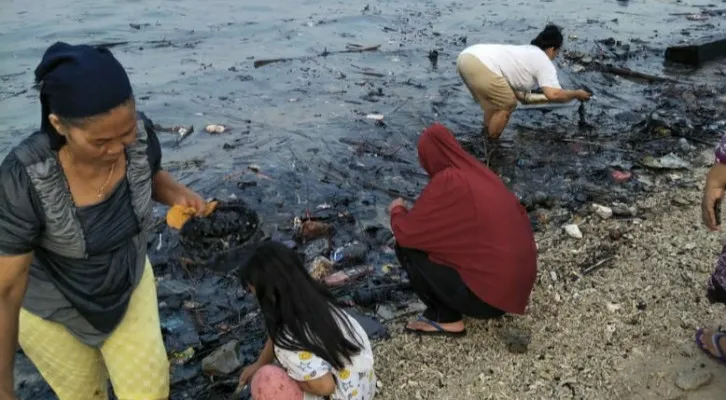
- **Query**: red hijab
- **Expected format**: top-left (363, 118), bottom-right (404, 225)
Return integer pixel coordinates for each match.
top-left (390, 123), bottom-right (537, 314)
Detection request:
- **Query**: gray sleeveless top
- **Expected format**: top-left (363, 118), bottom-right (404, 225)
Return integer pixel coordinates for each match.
top-left (0, 113), bottom-right (161, 347)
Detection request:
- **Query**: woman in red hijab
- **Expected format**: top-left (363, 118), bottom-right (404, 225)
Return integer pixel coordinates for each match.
top-left (389, 123), bottom-right (537, 336)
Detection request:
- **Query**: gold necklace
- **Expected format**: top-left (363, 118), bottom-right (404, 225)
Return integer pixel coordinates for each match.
top-left (95, 160), bottom-right (117, 199)
top-left (61, 149), bottom-right (117, 199)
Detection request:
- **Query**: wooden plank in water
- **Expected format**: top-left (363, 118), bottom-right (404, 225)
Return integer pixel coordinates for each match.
top-left (665, 34), bottom-right (726, 66)
top-left (515, 101), bottom-right (579, 111)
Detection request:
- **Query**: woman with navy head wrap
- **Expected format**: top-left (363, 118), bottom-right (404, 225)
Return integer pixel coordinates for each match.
top-left (0, 42), bottom-right (206, 399)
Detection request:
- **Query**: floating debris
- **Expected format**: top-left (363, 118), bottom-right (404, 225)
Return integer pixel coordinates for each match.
top-left (176, 126), bottom-right (194, 144)
top-left (205, 124), bottom-right (227, 134)
top-left (366, 113), bottom-right (384, 121)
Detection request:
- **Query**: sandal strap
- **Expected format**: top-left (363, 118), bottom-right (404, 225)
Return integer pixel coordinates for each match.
top-left (416, 315), bottom-right (445, 332)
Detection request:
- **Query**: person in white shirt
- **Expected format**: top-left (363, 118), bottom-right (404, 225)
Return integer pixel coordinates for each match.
top-left (457, 24), bottom-right (591, 139)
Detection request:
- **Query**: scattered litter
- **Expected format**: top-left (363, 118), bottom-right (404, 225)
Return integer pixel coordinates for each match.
top-left (381, 264), bottom-right (396, 274)
top-left (611, 203), bottom-right (638, 217)
top-left (503, 328), bottom-right (531, 354)
top-left (366, 113), bottom-right (384, 121)
top-left (324, 265), bottom-right (373, 287)
top-left (303, 238), bottom-right (330, 261)
top-left (592, 204), bottom-right (613, 220)
top-left (202, 340), bottom-right (242, 376)
top-left (685, 13), bottom-right (708, 21)
top-left (308, 256), bottom-right (334, 280)
top-left (332, 242), bottom-right (369, 265)
top-left (564, 224), bottom-right (583, 239)
top-left (170, 347), bottom-right (196, 365)
top-left (678, 138), bottom-right (695, 151)
top-left (606, 302), bottom-right (621, 312)
top-left (611, 170), bottom-right (632, 183)
top-left (640, 153), bottom-right (691, 170)
top-left (299, 220), bottom-right (331, 241)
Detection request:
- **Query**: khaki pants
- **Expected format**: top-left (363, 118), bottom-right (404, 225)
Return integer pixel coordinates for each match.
top-left (457, 53), bottom-right (517, 113)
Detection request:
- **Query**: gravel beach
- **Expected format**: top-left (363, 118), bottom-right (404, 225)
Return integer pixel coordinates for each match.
top-left (372, 162), bottom-right (726, 400)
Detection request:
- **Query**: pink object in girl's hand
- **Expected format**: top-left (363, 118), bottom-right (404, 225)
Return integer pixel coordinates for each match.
top-left (251, 365), bottom-right (304, 400)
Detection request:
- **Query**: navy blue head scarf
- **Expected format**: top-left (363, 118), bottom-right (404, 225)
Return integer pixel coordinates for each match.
top-left (34, 42), bottom-right (133, 149)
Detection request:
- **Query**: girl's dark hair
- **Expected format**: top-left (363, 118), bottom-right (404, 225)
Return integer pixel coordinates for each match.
top-left (531, 24), bottom-right (563, 51)
top-left (239, 241), bottom-right (363, 370)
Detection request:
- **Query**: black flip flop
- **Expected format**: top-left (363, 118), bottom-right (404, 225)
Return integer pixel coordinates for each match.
top-left (404, 315), bottom-right (467, 338)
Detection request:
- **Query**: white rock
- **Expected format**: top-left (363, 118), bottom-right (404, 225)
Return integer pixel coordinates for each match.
top-left (549, 271), bottom-right (558, 282)
top-left (675, 370), bottom-right (712, 391)
top-left (564, 224), bottom-right (583, 239)
top-left (606, 302), bottom-right (621, 312)
top-left (592, 204), bottom-right (613, 219)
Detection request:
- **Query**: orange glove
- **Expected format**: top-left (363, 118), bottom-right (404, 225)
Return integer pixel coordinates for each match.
top-left (166, 201), bottom-right (219, 230)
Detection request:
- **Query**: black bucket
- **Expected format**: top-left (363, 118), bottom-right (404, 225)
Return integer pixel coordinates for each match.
top-left (178, 199), bottom-right (263, 273)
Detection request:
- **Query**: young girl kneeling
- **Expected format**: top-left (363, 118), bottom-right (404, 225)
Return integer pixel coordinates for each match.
top-left (238, 241), bottom-right (376, 400)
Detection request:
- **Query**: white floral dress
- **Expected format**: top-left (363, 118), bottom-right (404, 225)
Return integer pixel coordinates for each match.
top-left (274, 311), bottom-right (376, 400)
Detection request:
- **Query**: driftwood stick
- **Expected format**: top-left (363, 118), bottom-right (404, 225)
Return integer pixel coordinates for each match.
top-left (254, 45), bottom-right (381, 68)
top-left (582, 256), bottom-right (615, 275)
top-left (594, 62), bottom-right (680, 84)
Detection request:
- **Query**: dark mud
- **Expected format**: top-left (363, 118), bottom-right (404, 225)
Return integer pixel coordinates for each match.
top-left (5, 0), bottom-right (726, 399)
